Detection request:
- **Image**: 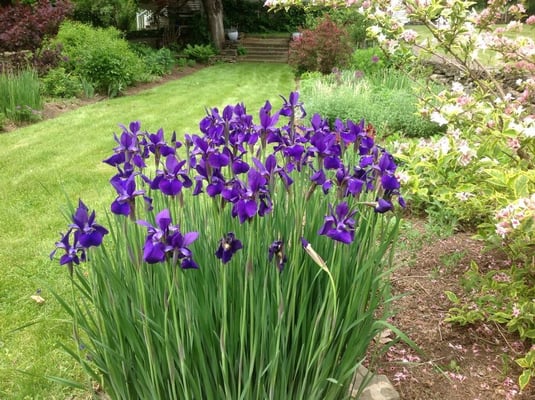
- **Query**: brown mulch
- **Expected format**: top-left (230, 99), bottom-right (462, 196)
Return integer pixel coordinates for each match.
top-left (376, 218), bottom-right (534, 400)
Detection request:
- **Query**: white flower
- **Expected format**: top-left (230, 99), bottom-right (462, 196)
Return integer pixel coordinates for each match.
top-left (435, 16), bottom-right (451, 30)
top-left (455, 192), bottom-right (474, 201)
top-left (368, 25), bottom-right (382, 36)
top-left (435, 136), bottom-right (450, 155)
top-left (451, 81), bottom-right (464, 93)
top-left (524, 126), bottom-right (535, 138)
top-left (442, 103), bottom-right (463, 116)
top-left (395, 170), bottom-right (410, 185)
top-left (389, 0), bottom-right (409, 25)
top-left (430, 111), bottom-right (448, 126)
top-left (495, 222), bottom-right (509, 238)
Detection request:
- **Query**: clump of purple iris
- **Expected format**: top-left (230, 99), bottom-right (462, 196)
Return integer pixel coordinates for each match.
top-left (268, 240), bottom-right (287, 272)
top-left (215, 232), bottom-right (243, 264)
top-left (137, 209), bottom-right (199, 269)
top-left (51, 200), bottom-right (108, 275)
top-left (318, 202), bottom-right (357, 244)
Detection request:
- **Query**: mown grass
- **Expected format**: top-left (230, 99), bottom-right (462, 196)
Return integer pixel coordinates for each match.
top-left (0, 62), bottom-right (294, 399)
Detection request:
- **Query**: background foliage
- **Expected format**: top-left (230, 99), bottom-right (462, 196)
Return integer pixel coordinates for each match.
top-left (0, 0), bottom-right (73, 52)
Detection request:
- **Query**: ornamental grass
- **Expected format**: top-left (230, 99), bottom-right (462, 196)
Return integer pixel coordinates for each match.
top-left (50, 92), bottom-right (404, 399)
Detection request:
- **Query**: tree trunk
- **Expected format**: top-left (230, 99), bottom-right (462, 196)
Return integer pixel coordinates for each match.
top-left (202, 0), bottom-right (225, 51)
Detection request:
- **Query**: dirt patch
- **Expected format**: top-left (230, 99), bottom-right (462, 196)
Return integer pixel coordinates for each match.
top-left (375, 219), bottom-right (534, 400)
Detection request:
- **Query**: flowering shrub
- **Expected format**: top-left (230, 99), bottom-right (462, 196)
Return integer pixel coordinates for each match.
top-left (289, 15), bottom-right (353, 75)
top-left (491, 194), bottom-right (535, 262)
top-left (50, 92), bottom-right (403, 398)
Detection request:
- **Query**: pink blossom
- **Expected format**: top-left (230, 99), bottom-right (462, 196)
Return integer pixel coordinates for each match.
top-left (507, 137), bottom-right (521, 150)
top-left (400, 29), bottom-right (418, 43)
top-left (527, 15), bottom-right (535, 25)
top-left (456, 95), bottom-right (471, 106)
top-left (512, 304), bottom-right (520, 318)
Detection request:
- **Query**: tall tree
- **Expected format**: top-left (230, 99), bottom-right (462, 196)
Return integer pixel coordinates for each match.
top-left (201, 0), bottom-right (224, 50)
top-left (139, 0), bottom-right (224, 49)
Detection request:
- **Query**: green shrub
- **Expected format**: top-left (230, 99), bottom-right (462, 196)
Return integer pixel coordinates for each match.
top-left (131, 45), bottom-right (176, 76)
top-left (300, 69), bottom-right (443, 138)
top-left (305, 8), bottom-right (371, 47)
top-left (72, 0), bottom-right (137, 31)
top-left (53, 21), bottom-right (145, 97)
top-left (0, 112), bottom-right (5, 131)
top-left (0, 69), bottom-right (42, 123)
top-left (176, 57), bottom-right (188, 68)
top-left (41, 67), bottom-right (82, 98)
top-left (351, 47), bottom-right (392, 75)
top-left (182, 44), bottom-right (216, 64)
top-left (289, 15), bottom-right (353, 75)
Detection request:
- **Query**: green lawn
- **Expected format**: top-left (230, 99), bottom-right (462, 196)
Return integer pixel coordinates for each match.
top-left (0, 62), bottom-right (294, 399)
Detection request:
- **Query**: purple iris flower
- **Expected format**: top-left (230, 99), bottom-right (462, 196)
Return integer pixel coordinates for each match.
top-left (51, 200), bottom-right (108, 275)
top-left (137, 209), bottom-right (199, 268)
top-left (256, 101), bottom-right (280, 148)
top-left (268, 240), bottom-right (287, 272)
top-left (103, 122), bottom-right (146, 170)
top-left (69, 200), bottom-right (109, 248)
top-left (378, 151), bottom-right (397, 173)
top-left (375, 198), bottom-right (394, 213)
top-left (308, 167), bottom-right (332, 197)
top-left (279, 92), bottom-right (306, 119)
top-left (307, 126), bottom-right (341, 169)
top-left (318, 202), bottom-right (357, 244)
top-left (150, 155), bottom-right (192, 196)
top-left (50, 230), bottom-right (87, 276)
top-left (381, 174), bottom-right (400, 191)
top-left (252, 155), bottom-right (293, 189)
top-left (215, 232), bottom-right (243, 264)
top-left (223, 168), bottom-right (272, 224)
top-left (145, 128), bottom-right (176, 167)
top-left (110, 174), bottom-right (146, 218)
top-left (168, 230), bottom-right (200, 269)
top-left (334, 165), bottom-right (365, 198)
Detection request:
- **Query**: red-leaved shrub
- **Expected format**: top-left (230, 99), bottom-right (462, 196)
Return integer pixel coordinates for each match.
top-left (0, 0), bottom-right (73, 52)
top-left (289, 15), bottom-right (353, 75)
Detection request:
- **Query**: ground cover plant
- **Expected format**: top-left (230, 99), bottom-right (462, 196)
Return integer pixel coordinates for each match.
top-left (0, 63), bottom-right (295, 399)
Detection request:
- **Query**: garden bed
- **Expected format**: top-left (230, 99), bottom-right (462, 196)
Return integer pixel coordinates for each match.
top-left (6, 67), bottom-right (533, 399)
top-left (376, 219), bottom-right (534, 400)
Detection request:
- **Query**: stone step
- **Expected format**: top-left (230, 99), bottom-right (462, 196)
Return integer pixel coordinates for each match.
top-left (222, 36), bottom-right (290, 64)
top-left (238, 56), bottom-right (289, 63)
